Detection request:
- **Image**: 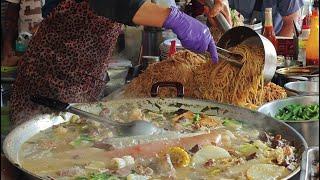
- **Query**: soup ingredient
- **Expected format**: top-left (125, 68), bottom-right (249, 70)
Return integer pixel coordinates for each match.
top-left (102, 132), bottom-right (223, 159)
top-left (246, 163), bottom-right (288, 180)
top-left (84, 161), bottom-right (106, 171)
top-left (172, 110), bottom-right (222, 131)
top-left (275, 104), bottom-right (319, 121)
top-left (222, 118), bottom-right (242, 130)
top-left (191, 145), bottom-right (231, 167)
top-left (166, 147), bottom-right (190, 168)
top-left (75, 172), bottom-right (119, 180)
top-left (110, 156), bottom-right (135, 170)
top-left (70, 134), bottom-right (94, 147)
top-left (238, 143), bottom-right (259, 157)
top-left (127, 174), bottom-right (150, 180)
top-left (311, 161), bottom-right (319, 179)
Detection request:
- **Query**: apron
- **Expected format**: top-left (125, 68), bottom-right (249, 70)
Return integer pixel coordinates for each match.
top-left (9, 0), bottom-right (121, 125)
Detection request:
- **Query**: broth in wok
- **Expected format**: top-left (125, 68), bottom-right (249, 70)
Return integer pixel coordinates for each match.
top-left (19, 101), bottom-right (299, 180)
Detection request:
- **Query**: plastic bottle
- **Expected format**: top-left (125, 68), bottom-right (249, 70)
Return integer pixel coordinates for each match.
top-left (306, 1), bottom-right (319, 65)
top-left (297, 16), bottom-right (311, 66)
top-left (263, 8), bottom-right (278, 51)
top-left (299, 0), bottom-right (313, 27)
top-left (168, 40), bottom-right (176, 57)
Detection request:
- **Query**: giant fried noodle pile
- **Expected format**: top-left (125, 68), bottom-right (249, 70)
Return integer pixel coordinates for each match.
top-left (124, 45), bottom-right (286, 110)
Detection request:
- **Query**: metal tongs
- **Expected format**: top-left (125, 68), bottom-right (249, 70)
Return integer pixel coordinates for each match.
top-left (217, 47), bottom-right (243, 67)
top-left (204, 0), bottom-right (244, 67)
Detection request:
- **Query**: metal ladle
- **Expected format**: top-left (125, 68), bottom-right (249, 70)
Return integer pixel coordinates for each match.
top-left (30, 95), bottom-right (160, 136)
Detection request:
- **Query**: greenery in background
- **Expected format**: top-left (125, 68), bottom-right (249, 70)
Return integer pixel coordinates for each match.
top-left (230, 9), bottom-right (238, 25)
top-left (275, 104), bottom-right (319, 121)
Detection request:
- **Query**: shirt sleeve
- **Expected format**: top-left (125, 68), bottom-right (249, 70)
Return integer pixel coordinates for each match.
top-left (5, 0), bottom-right (20, 4)
top-left (88, 0), bottom-right (146, 26)
top-left (277, 0), bottom-right (304, 17)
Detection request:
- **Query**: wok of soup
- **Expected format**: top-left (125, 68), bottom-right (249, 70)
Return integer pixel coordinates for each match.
top-left (19, 102), bottom-right (299, 180)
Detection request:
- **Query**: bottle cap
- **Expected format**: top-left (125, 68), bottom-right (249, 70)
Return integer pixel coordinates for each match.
top-left (265, 8), bottom-right (272, 13)
top-left (313, 0), bottom-right (319, 8)
top-left (168, 40), bottom-right (176, 57)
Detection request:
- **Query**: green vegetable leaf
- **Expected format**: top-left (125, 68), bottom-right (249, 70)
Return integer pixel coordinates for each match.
top-left (222, 118), bottom-right (242, 129)
top-left (69, 134), bottom-right (94, 147)
top-left (79, 134), bottom-right (94, 142)
top-left (89, 172), bottom-right (118, 180)
top-left (193, 113), bottom-right (201, 124)
top-left (275, 104), bottom-right (319, 121)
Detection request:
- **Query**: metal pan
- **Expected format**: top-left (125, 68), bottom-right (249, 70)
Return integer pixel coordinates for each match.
top-left (300, 146), bottom-right (319, 180)
top-left (3, 82), bottom-right (307, 179)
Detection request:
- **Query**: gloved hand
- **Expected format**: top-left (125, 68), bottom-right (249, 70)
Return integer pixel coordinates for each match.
top-left (163, 6), bottom-right (218, 63)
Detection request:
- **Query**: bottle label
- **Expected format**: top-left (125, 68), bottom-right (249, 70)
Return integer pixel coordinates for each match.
top-left (298, 39), bottom-right (308, 48)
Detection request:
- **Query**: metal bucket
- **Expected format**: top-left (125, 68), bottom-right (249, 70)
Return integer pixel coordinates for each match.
top-left (258, 96), bottom-right (319, 146)
top-left (205, 0), bottom-right (277, 82)
top-left (244, 21), bottom-right (263, 34)
top-left (217, 26), bottom-right (277, 82)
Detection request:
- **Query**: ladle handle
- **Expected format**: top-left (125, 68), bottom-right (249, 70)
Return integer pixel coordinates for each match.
top-left (30, 95), bottom-right (70, 111)
top-left (215, 13), bottom-right (232, 32)
top-left (30, 95), bottom-right (121, 126)
top-left (204, 0), bottom-right (231, 32)
top-left (67, 107), bottom-right (121, 126)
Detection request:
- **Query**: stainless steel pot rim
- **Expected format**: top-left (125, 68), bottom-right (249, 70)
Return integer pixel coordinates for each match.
top-left (276, 66), bottom-right (319, 77)
top-left (3, 113), bottom-right (68, 180)
top-left (3, 97), bottom-right (308, 180)
top-left (284, 81), bottom-right (319, 94)
top-left (277, 119), bottom-right (319, 123)
top-left (261, 95), bottom-right (319, 105)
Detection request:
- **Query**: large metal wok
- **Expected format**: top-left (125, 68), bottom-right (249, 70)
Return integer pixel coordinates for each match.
top-left (3, 82), bottom-right (307, 179)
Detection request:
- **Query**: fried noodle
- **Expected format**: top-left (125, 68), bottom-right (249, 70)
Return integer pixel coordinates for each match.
top-left (124, 45), bottom-right (286, 110)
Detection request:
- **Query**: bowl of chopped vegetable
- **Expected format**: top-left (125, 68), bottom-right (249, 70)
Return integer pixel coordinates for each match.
top-left (284, 81), bottom-right (319, 96)
top-left (258, 96), bottom-right (319, 146)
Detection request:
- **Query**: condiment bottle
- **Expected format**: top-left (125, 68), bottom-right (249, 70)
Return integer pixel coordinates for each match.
top-left (168, 40), bottom-right (176, 57)
top-left (306, 1), bottom-right (319, 65)
top-left (263, 8), bottom-right (278, 51)
top-left (298, 15), bottom-right (311, 66)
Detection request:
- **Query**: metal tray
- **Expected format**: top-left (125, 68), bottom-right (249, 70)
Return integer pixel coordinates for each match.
top-left (300, 146), bottom-right (319, 180)
top-left (276, 66), bottom-right (319, 78)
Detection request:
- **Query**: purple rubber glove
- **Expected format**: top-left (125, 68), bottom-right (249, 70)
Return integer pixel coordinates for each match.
top-left (163, 7), bottom-right (218, 63)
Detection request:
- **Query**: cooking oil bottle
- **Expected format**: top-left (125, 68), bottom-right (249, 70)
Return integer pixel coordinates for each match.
top-left (306, 0), bottom-right (319, 65)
